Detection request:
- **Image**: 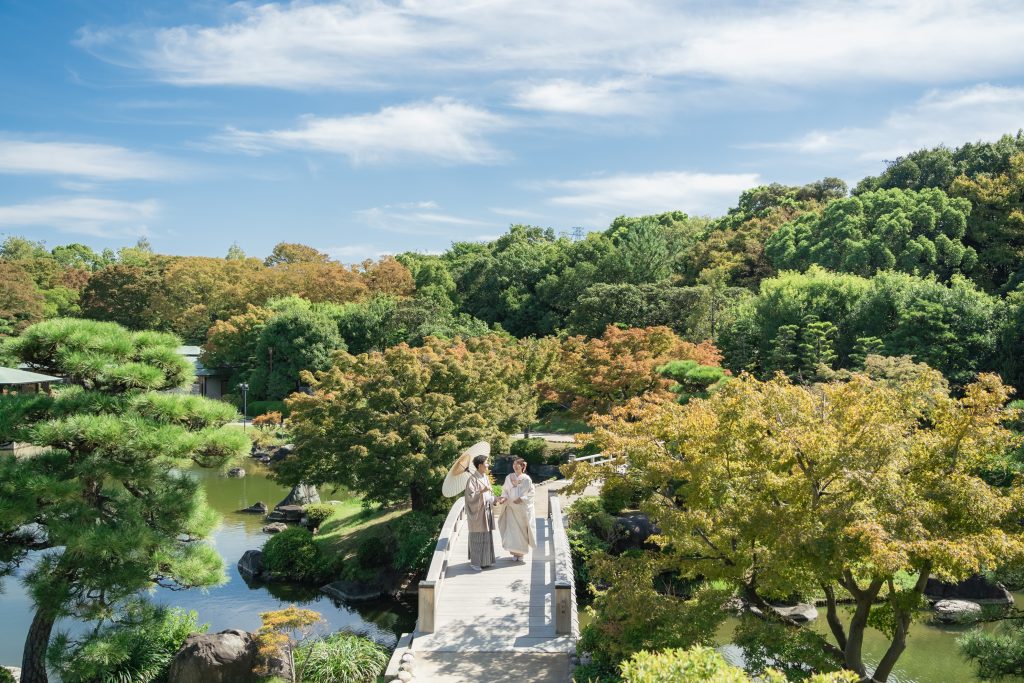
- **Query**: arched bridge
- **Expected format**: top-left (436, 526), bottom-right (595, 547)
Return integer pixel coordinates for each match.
top-left (386, 480), bottom-right (579, 682)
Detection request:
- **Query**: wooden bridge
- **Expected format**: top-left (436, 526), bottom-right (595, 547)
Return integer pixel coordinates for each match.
top-left (386, 480), bottom-right (579, 682)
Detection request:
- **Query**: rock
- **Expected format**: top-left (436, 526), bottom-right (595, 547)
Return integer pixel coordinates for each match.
top-left (237, 550), bottom-right (265, 582)
top-left (401, 652), bottom-right (415, 663)
top-left (321, 579), bottom-right (385, 603)
top-left (276, 482), bottom-right (319, 507)
top-left (610, 512), bottom-right (661, 554)
top-left (265, 504), bottom-right (305, 523)
top-left (269, 443), bottom-right (295, 463)
top-left (933, 599), bottom-right (984, 624)
top-left (262, 522), bottom-right (288, 534)
top-left (167, 629), bottom-right (258, 683)
top-left (398, 672), bottom-right (412, 682)
top-left (530, 464), bottom-right (562, 482)
top-left (925, 574), bottom-right (1014, 606)
top-left (258, 456), bottom-right (272, 464)
top-left (237, 501), bottom-right (267, 514)
top-left (771, 603), bottom-right (818, 623)
top-left (226, 467), bottom-right (246, 478)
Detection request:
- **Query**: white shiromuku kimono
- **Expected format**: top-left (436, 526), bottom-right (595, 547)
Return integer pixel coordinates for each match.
top-left (464, 470), bottom-right (496, 568)
top-left (497, 472), bottom-right (536, 555)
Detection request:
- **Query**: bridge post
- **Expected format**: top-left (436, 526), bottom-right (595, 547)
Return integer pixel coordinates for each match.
top-left (417, 497), bottom-right (465, 634)
top-left (548, 492), bottom-right (577, 636)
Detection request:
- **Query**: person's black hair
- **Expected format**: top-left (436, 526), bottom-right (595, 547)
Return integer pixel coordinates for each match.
top-left (472, 454), bottom-right (488, 469)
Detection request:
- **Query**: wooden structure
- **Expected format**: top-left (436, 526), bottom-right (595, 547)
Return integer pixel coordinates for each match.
top-left (399, 481), bottom-right (578, 681)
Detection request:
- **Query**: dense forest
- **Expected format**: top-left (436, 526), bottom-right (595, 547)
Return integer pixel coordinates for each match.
top-left (3, 132), bottom-right (1024, 400)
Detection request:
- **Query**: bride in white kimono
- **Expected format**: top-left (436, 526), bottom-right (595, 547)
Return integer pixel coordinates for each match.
top-left (497, 457), bottom-right (536, 562)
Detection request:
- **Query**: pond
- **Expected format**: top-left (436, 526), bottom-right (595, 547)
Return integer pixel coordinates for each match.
top-left (579, 596), bottom-right (1024, 682)
top-left (0, 461), bottom-right (416, 671)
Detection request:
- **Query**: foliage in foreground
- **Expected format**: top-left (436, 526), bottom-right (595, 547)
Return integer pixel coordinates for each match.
top-left (959, 619), bottom-right (1024, 680)
top-left (567, 369), bottom-right (1024, 682)
top-left (47, 605), bottom-right (205, 683)
top-left (617, 646), bottom-right (858, 683)
top-left (0, 318), bottom-right (249, 683)
top-left (295, 632), bottom-right (389, 683)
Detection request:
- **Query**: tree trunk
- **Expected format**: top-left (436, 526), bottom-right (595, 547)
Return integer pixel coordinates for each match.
top-left (410, 483), bottom-right (426, 512)
top-left (822, 584), bottom-right (847, 652)
top-left (871, 619), bottom-right (909, 682)
top-left (843, 594), bottom-right (875, 678)
top-left (20, 608), bottom-right (55, 683)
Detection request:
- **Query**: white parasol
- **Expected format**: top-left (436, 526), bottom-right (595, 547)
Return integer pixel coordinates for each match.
top-left (441, 441), bottom-right (490, 497)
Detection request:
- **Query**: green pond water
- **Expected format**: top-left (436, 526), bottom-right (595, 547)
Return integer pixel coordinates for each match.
top-left (580, 597), bottom-right (1024, 683)
top-left (0, 461), bottom-right (416, 671)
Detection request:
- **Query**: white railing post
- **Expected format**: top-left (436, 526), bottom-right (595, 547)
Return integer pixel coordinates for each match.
top-left (548, 491), bottom-right (578, 637)
top-left (417, 497), bottom-right (465, 634)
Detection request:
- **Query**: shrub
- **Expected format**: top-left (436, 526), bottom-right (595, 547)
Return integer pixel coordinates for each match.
top-left (356, 533), bottom-right (395, 570)
top-left (296, 632), bottom-right (389, 683)
top-left (568, 497), bottom-right (620, 544)
top-left (262, 527), bottom-right (322, 581)
top-left (511, 437), bottom-right (547, 467)
top-left (599, 476), bottom-right (638, 516)
top-left (47, 605), bottom-right (205, 683)
top-left (620, 646), bottom-right (857, 683)
top-left (252, 411), bottom-right (283, 429)
top-left (247, 400), bottom-right (288, 418)
top-left (0, 669), bottom-right (14, 683)
top-left (303, 503), bottom-right (335, 531)
top-left (390, 511), bottom-right (443, 573)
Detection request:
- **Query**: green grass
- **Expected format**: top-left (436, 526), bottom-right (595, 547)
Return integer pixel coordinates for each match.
top-left (313, 500), bottom-right (407, 565)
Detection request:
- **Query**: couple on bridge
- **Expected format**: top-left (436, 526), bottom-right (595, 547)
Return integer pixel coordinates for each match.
top-left (464, 451), bottom-right (537, 572)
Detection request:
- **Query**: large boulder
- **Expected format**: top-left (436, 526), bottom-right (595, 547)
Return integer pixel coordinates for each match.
top-left (925, 575), bottom-right (1014, 606)
top-left (610, 512), bottom-right (661, 554)
top-left (237, 549), bottom-right (265, 582)
top-left (771, 603), bottom-right (818, 623)
top-left (276, 483), bottom-right (320, 508)
top-left (237, 501), bottom-right (267, 514)
top-left (265, 504), bottom-right (305, 523)
top-left (269, 444), bottom-right (295, 464)
top-left (933, 599), bottom-right (984, 624)
top-left (167, 629), bottom-right (258, 683)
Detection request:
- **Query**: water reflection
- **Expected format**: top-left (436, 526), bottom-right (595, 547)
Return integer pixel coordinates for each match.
top-left (0, 461), bottom-right (416, 670)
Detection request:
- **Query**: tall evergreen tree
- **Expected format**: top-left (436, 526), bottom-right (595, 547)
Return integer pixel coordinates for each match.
top-left (0, 319), bottom-right (249, 683)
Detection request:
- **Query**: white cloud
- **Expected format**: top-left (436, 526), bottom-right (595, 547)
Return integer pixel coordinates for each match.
top-left (545, 170), bottom-right (761, 216)
top-left (323, 244), bottom-right (389, 262)
top-left (355, 201), bottom-right (494, 236)
top-left (0, 139), bottom-right (183, 180)
top-left (510, 78), bottom-right (652, 115)
top-left (80, 1), bottom-right (1024, 90)
top-left (0, 197), bottom-right (159, 238)
top-left (219, 98), bottom-right (508, 165)
top-left (764, 84), bottom-right (1024, 162)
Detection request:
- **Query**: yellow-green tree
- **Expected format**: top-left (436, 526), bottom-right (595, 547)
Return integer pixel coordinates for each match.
top-left (619, 646), bottom-right (857, 683)
top-left (569, 371), bottom-right (1024, 682)
top-left (282, 335), bottom-right (536, 511)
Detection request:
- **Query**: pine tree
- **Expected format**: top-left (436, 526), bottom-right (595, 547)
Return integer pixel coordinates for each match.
top-left (0, 319), bottom-right (249, 683)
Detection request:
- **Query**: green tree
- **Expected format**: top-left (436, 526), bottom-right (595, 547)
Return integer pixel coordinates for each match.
top-left (226, 242), bottom-right (247, 260)
top-left (798, 315), bottom-right (838, 382)
top-left (0, 318), bottom-right (249, 683)
top-left (766, 188), bottom-right (976, 281)
top-left (0, 262), bottom-right (46, 333)
top-left (619, 646), bottom-right (857, 683)
top-left (571, 372), bottom-right (1024, 682)
top-left (657, 360), bottom-right (729, 403)
top-left (281, 335), bottom-right (536, 512)
top-left (264, 242), bottom-right (330, 267)
top-left (249, 307), bottom-right (344, 400)
top-left (79, 264), bottom-right (162, 330)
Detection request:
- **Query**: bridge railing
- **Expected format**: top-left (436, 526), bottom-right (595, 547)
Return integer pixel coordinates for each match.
top-left (418, 496), bottom-right (466, 634)
top-left (548, 492), bottom-right (579, 637)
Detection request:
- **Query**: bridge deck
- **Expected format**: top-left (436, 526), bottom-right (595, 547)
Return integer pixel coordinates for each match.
top-left (407, 482), bottom-right (575, 680)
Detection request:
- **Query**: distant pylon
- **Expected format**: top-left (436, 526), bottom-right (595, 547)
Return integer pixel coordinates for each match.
top-left (571, 226), bottom-right (585, 241)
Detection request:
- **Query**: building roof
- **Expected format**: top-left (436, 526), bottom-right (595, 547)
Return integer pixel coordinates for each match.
top-left (0, 367), bottom-right (62, 385)
top-left (177, 345), bottom-right (203, 357)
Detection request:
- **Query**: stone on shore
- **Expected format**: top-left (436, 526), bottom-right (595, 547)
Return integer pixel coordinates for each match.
top-left (263, 522), bottom-right (288, 534)
top-left (933, 599), bottom-right (984, 623)
top-left (265, 504), bottom-right (304, 523)
top-left (276, 482), bottom-right (320, 507)
top-left (167, 629), bottom-right (257, 683)
top-left (237, 549), bottom-right (265, 582)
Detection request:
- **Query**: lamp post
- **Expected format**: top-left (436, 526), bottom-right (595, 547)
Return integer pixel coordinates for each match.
top-left (238, 382), bottom-right (249, 431)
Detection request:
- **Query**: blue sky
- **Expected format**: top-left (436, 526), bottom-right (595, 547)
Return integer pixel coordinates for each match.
top-left (1, 0), bottom-right (1023, 263)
